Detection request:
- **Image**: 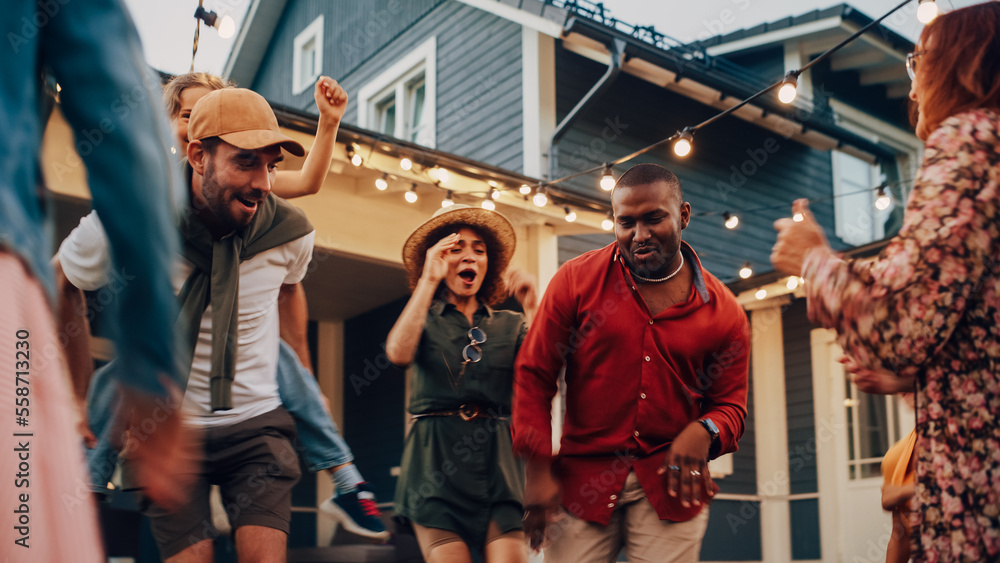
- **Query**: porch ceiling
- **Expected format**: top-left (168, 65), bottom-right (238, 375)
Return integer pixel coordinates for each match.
top-left (300, 248), bottom-right (409, 323)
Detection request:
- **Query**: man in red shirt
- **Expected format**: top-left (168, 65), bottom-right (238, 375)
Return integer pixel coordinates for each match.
top-left (514, 163), bottom-right (750, 562)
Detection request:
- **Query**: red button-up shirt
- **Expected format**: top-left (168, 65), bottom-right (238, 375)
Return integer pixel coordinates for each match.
top-left (513, 242), bottom-right (750, 524)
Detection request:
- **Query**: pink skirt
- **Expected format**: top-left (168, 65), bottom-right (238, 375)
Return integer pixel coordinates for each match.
top-left (0, 251), bottom-right (103, 562)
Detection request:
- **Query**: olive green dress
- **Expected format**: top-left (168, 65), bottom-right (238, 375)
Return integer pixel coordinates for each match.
top-left (394, 300), bottom-right (528, 550)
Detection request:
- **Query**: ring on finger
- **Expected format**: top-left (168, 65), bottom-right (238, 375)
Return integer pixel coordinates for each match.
top-left (668, 465), bottom-right (681, 472)
top-left (690, 470), bottom-right (701, 477)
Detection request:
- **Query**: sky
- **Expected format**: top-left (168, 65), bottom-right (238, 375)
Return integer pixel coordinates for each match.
top-left (123, 0), bottom-right (981, 77)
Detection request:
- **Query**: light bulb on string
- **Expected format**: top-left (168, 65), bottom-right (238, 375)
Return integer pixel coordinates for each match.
top-left (778, 72), bottom-right (799, 104)
top-left (404, 184), bottom-right (418, 203)
top-left (532, 189), bottom-right (547, 207)
top-left (673, 129), bottom-right (693, 158)
top-left (786, 276), bottom-right (800, 290)
top-left (400, 157), bottom-right (413, 171)
top-left (490, 189), bottom-right (501, 201)
top-left (375, 174), bottom-right (388, 191)
top-left (350, 152), bottom-right (363, 167)
top-left (739, 262), bottom-right (753, 279)
top-left (194, 7), bottom-right (235, 39)
top-left (564, 207), bottom-right (577, 223)
top-left (875, 185), bottom-right (891, 210)
top-left (917, 0), bottom-right (939, 23)
top-left (723, 212), bottom-right (739, 229)
top-left (755, 289), bottom-right (767, 300)
top-left (601, 214), bottom-right (614, 231)
top-left (481, 199), bottom-right (496, 211)
top-left (441, 191), bottom-right (454, 208)
top-left (600, 165), bottom-right (616, 191)
top-left (519, 184), bottom-right (532, 195)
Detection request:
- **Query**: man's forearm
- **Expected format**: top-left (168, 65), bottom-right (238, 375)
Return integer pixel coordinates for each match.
top-left (278, 283), bottom-right (312, 372)
top-left (55, 259), bottom-right (94, 401)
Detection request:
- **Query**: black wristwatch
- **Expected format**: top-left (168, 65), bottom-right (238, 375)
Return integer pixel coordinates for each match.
top-left (698, 418), bottom-right (720, 457)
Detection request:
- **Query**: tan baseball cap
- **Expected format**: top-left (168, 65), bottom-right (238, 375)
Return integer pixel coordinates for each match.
top-left (188, 88), bottom-right (305, 157)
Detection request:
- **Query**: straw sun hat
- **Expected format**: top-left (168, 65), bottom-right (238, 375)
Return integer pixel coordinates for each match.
top-left (402, 204), bottom-right (516, 301)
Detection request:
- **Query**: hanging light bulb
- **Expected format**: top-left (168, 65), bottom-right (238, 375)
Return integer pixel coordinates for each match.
top-left (532, 189), bottom-right (547, 207)
top-left (602, 214), bottom-right (614, 231)
top-left (375, 174), bottom-right (388, 191)
top-left (490, 189), bottom-right (501, 201)
top-left (487, 180), bottom-right (499, 188)
top-left (400, 157), bottom-right (413, 171)
top-left (564, 207), bottom-right (577, 223)
top-left (481, 199), bottom-right (496, 211)
top-left (778, 72), bottom-right (799, 104)
top-left (441, 190), bottom-right (454, 208)
top-left (875, 185), bottom-right (891, 210)
top-left (404, 184), bottom-right (418, 203)
top-left (739, 262), bottom-right (753, 279)
top-left (917, 0), bottom-right (939, 23)
top-left (351, 152), bottom-right (363, 167)
top-left (786, 276), bottom-right (800, 290)
top-left (723, 212), bottom-right (740, 229)
top-left (673, 130), bottom-right (693, 158)
top-left (755, 289), bottom-right (767, 300)
top-left (519, 184), bottom-right (532, 195)
top-left (793, 212), bottom-right (804, 222)
top-left (194, 7), bottom-right (235, 39)
top-left (600, 165), bottom-right (616, 191)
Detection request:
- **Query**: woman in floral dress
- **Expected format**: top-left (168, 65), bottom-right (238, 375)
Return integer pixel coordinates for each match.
top-left (771, 3), bottom-right (1000, 560)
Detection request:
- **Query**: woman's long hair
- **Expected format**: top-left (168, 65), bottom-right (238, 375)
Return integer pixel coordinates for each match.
top-left (914, 2), bottom-right (1000, 138)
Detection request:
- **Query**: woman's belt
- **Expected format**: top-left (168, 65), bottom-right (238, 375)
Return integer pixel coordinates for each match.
top-left (411, 404), bottom-right (509, 422)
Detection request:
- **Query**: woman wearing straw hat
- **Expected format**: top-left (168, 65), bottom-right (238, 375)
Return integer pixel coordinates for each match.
top-left (387, 204), bottom-right (537, 562)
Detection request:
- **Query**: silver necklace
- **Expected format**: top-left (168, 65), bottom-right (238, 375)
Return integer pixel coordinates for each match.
top-left (630, 252), bottom-right (684, 283)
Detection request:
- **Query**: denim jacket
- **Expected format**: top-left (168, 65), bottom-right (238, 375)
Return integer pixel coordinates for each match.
top-left (1, 0), bottom-right (184, 395)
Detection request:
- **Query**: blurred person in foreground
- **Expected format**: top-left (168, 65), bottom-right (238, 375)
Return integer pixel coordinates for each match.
top-left (772, 3), bottom-right (1000, 559)
top-left (0, 0), bottom-right (191, 560)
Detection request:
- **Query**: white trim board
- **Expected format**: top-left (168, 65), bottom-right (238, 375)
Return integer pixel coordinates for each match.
top-left (456, 0), bottom-right (563, 38)
top-left (357, 36), bottom-right (437, 148)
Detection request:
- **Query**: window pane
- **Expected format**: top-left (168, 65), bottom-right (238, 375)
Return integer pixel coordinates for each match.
top-left (378, 100), bottom-right (396, 136)
top-left (858, 392), bottom-right (889, 461)
top-left (301, 38), bottom-right (316, 85)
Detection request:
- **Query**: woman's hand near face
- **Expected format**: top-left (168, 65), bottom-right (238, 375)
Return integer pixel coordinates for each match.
top-left (422, 233), bottom-right (459, 283)
top-left (504, 268), bottom-right (539, 324)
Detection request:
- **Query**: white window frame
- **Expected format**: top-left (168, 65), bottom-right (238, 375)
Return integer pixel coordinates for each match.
top-left (831, 150), bottom-right (891, 247)
top-left (358, 36), bottom-right (436, 147)
top-left (293, 15), bottom-right (324, 96)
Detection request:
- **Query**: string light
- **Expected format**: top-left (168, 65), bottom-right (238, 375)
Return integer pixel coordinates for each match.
top-left (723, 212), bottom-right (739, 229)
top-left (351, 152), bottom-right (363, 167)
top-left (429, 167), bottom-right (450, 184)
top-left (400, 157), bottom-right (413, 171)
top-left (778, 72), bottom-right (799, 104)
top-left (441, 190), bottom-right (454, 208)
top-left (564, 207), bottom-right (577, 222)
top-left (739, 262), bottom-right (753, 279)
top-left (875, 185), bottom-right (891, 210)
top-left (532, 188), bottom-right (548, 207)
top-left (519, 184), bottom-right (532, 195)
top-left (917, 0), bottom-right (939, 23)
top-left (375, 174), bottom-right (388, 191)
top-left (602, 214), bottom-right (614, 231)
top-left (786, 276), bottom-right (800, 290)
top-left (404, 184), bottom-right (418, 203)
top-left (194, 6), bottom-right (235, 39)
top-left (672, 130), bottom-right (693, 158)
top-left (755, 289), bottom-right (767, 300)
top-left (600, 165), bottom-right (616, 191)
top-left (490, 189), bottom-right (501, 200)
top-left (481, 199), bottom-right (496, 210)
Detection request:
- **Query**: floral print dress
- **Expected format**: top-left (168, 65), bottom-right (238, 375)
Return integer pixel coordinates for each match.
top-left (803, 108), bottom-right (1000, 562)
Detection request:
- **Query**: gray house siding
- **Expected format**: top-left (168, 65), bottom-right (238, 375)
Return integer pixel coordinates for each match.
top-left (783, 297), bottom-right (822, 559)
top-left (253, 0), bottom-right (524, 172)
top-left (553, 45), bottom-right (842, 282)
top-left (251, 0), bottom-right (444, 108)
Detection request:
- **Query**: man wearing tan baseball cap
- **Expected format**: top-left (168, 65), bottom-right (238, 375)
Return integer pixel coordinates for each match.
top-left (145, 88), bottom-right (315, 560)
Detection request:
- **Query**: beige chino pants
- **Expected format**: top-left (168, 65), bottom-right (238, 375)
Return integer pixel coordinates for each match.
top-left (544, 470), bottom-right (709, 563)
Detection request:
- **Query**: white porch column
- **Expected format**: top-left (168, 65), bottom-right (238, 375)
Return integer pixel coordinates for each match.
top-left (522, 223), bottom-right (561, 451)
top-left (315, 320), bottom-right (344, 543)
top-left (749, 302), bottom-right (791, 562)
top-left (522, 28), bottom-right (556, 179)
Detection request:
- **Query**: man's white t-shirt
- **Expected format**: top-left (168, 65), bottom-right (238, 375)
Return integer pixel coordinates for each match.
top-left (58, 211), bottom-right (315, 428)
